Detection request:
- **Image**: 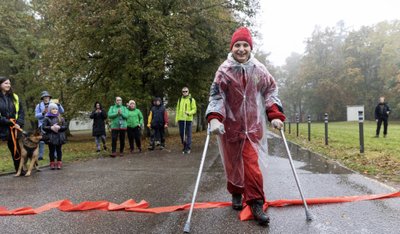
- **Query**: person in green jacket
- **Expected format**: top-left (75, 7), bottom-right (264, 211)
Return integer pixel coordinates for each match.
top-left (127, 100), bottom-right (143, 153)
top-left (175, 87), bottom-right (196, 154)
top-left (107, 96), bottom-right (128, 157)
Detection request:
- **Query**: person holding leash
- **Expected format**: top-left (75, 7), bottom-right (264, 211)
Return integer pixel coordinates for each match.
top-left (0, 76), bottom-right (25, 174)
top-left (175, 87), bottom-right (197, 154)
top-left (35, 90), bottom-right (65, 160)
top-left (206, 27), bottom-right (285, 226)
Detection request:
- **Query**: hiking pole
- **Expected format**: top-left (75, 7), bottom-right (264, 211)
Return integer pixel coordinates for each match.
top-left (183, 125), bottom-right (211, 233)
top-left (182, 104), bottom-right (187, 154)
top-left (279, 129), bottom-right (313, 221)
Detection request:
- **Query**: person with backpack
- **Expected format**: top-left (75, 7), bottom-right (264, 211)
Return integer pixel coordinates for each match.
top-left (147, 97), bottom-right (168, 150)
top-left (175, 87), bottom-right (196, 154)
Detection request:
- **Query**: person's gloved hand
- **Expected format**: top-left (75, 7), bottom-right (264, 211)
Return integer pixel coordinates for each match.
top-left (51, 124), bottom-right (60, 133)
top-left (210, 119), bottom-right (225, 135)
top-left (271, 119), bottom-right (284, 130)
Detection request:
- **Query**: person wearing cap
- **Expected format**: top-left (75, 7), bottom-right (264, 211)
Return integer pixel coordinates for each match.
top-left (107, 96), bottom-right (129, 157)
top-left (175, 87), bottom-right (197, 154)
top-left (205, 27), bottom-right (286, 226)
top-left (35, 90), bottom-right (65, 160)
top-left (41, 103), bottom-right (68, 170)
top-left (147, 97), bottom-right (168, 150)
top-left (126, 100), bottom-right (144, 153)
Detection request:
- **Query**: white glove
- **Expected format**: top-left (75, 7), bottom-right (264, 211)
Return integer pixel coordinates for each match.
top-left (271, 119), bottom-right (284, 130)
top-left (210, 119), bottom-right (225, 135)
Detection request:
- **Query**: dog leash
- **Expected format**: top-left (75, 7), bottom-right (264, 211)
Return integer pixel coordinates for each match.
top-left (9, 118), bottom-right (24, 160)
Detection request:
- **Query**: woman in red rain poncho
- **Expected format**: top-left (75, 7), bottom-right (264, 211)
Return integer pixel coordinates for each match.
top-left (206, 27), bottom-right (285, 226)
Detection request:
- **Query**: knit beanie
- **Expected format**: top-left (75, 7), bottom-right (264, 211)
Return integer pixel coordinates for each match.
top-left (48, 103), bottom-right (58, 111)
top-left (230, 27), bottom-right (253, 50)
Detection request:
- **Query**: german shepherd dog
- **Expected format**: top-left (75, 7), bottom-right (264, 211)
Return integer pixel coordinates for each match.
top-left (15, 128), bottom-right (42, 177)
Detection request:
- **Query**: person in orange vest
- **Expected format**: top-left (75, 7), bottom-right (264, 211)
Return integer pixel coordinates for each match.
top-left (0, 76), bottom-right (25, 174)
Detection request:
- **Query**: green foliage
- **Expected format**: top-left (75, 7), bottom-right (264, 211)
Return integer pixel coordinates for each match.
top-left (279, 20), bottom-right (400, 121)
top-left (0, 0), bottom-right (43, 128)
top-left (28, 0), bottom-right (259, 125)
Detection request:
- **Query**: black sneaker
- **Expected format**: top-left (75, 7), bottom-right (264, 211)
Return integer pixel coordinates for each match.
top-left (232, 193), bottom-right (243, 210)
top-left (249, 200), bottom-right (269, 226)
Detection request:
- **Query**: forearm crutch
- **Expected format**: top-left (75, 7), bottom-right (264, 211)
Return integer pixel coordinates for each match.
top-left (183, 126), bottom-right (211, 233)
top-left (280, 129), bottom-right (313, 221)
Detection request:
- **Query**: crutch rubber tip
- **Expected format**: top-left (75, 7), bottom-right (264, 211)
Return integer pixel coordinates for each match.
top-left (306, 211), bottom-right (313, 221)
top-left (183, 222), bottom-right (190, 233)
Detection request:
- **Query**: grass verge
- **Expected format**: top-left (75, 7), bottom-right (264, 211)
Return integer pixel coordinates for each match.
top-left (276, 121), bottom-right (400, 184)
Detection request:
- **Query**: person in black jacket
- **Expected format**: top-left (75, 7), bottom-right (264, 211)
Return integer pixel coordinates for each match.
top-left (42, 103), bottom-right (68, 169)
top-left (374, 96), bottom-right (391, 138)
top-left (147, 97), bottom-right (168, 150)
top-left (0, 77), bottom-right (25, 173)
top-left (90, 101), bottom-right (108, 152)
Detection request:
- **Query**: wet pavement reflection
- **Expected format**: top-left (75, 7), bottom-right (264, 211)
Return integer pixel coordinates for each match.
top-left (269, 136), bottom-right (353, 174)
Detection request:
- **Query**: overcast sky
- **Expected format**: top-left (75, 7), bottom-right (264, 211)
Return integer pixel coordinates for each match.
top-left (257, 0), bottom-right (400, 66)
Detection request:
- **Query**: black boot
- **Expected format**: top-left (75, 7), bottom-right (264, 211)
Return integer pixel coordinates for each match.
top-left (249, 200), bottom-right (269, 226)
top-left (232, 193), bottom-right (243, 210)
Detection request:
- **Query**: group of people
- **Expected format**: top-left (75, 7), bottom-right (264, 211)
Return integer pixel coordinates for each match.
top-left (0, 80), bottom-right (68, 174)
top-left (1, 26), bottom-right (393, 226)
top-left (98, 97), bottom-right (145, 157)
top-left (93, 88), bottom-right (197, 157)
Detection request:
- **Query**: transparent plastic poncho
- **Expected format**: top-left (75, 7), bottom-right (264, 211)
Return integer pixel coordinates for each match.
top-left (206, 53), bottom-right (283, 196)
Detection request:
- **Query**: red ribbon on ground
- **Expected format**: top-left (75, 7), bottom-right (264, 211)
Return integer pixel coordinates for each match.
top-left (1, 191), bottom-right (399, 218)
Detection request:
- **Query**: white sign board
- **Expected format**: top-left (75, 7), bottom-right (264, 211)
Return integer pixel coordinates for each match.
top-left (347, 105), bottom-right (364, 121)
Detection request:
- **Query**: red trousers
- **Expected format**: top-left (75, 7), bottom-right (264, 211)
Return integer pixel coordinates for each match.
top-left (226, 139), bottom-right (265, 203)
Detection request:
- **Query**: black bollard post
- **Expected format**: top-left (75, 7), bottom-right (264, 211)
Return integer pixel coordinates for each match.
top-left (324, 113), bottom-right (328, 145)
top-left (358, 111), bottom-right (364, 153)
top-left (296, 113), bottom-right (299, 137)
top-left (289, 121), bottom-right (291, 134)
top-left (307, 115), bottom-right (311, 141)
top-left (284, 121), bottom-right (286, 132)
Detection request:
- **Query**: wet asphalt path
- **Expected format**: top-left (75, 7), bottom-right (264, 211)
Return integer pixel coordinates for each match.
top-left (0, 132), bottom-right (399, 234)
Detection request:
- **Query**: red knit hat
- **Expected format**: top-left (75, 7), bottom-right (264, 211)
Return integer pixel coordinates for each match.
top-left (230, 27), bottom-right (253, 50)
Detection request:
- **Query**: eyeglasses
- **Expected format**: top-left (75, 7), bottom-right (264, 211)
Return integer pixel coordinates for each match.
top-left (116, 99), bottom-right (122, 101)
top-left (182, 91), bottom-right (188, 93)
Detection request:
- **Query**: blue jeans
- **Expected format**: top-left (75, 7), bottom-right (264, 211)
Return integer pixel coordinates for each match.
top-left (39, 141), bottom-right (45, 159)
top-left (178, 121), bottom-right (192, 151)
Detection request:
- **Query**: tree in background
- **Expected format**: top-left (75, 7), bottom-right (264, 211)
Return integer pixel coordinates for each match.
top-left (28, 0), bottom-right (260, 130)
